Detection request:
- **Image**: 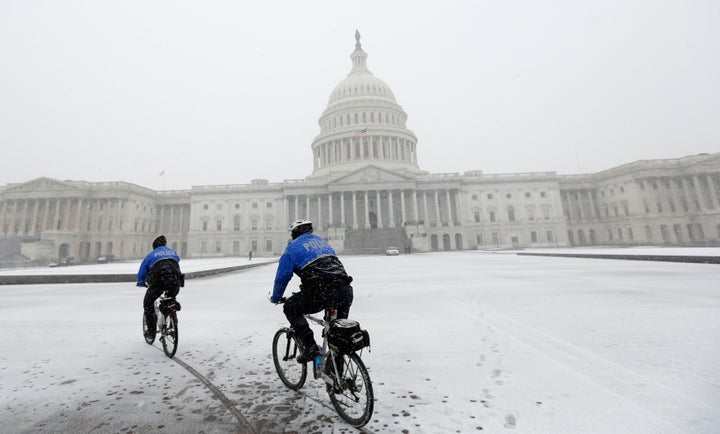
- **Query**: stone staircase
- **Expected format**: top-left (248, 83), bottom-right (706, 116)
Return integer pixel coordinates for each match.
top-left (342, 227), bottom-right (409, 255)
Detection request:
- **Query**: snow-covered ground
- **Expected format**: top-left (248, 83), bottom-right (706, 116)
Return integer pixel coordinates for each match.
top-left (1, 249), bottom-right (719, 433)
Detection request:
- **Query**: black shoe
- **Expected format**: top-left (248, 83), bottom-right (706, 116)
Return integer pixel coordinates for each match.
top-left (296, 344), bottom-right (320, 364)
top-left (144, 330), bottom-right (156, 339)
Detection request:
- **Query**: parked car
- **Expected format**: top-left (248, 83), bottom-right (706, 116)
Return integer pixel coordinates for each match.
top-left (95, 255), bottom-right (117, 264)
top-left (385, 246), bottom-right (400, 256)
top-left (50, 256), bottom-right (76, 267)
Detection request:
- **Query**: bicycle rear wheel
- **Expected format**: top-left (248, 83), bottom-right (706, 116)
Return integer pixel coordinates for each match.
top-left (161, 314), bottom-right (178, 358)
top-left (327, 352), bottom-right (374, 427)
top-left (272, 328), bottom-right (307, 390)
top-left (142, 314), bottom-right (155, 344)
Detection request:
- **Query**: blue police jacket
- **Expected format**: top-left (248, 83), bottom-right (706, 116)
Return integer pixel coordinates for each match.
top-left (137, 246), bottom-right (181, 286)
top-left (271, 232), bottom-right (348, 302)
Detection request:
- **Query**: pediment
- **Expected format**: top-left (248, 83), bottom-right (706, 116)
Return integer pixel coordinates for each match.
top-left (331, 165), bottom-right (416, 185)
top-left (5, 177), bottom-right (80, 193)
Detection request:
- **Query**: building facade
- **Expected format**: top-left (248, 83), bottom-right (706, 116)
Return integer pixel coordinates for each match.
top-left (1, 34), bottom-right (719, 264)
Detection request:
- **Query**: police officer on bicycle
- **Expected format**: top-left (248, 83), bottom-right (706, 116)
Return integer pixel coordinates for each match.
top-left (270, 219), bottom-right (354, 363)
top-left (137, 235), bottom-right (183, 340)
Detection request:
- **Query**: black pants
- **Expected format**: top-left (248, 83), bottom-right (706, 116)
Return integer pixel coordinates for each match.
top-left (143, 283), bottom-right (180, 332)
top-left (283, 284), bottom-right (353, 348)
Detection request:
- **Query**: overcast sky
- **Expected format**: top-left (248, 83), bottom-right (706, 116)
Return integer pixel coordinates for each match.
top-left (1, 0), bottom-right (718, 191)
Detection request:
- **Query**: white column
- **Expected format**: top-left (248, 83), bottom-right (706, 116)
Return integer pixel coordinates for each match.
top-left (20, 200), bottom-right (29, 234)
top-left (317, 195), bottom-right (322, 227)
top-left (63, 198), bottom-right (72, 230)
top-left (446, 190), bottom-right (454, 226)
top-left (434, 191), bottom-right (441, 226)
top-left (284, 197), bottom-right (289, 226)
top-left (388, 190), bottom-right (395, 228)
top-left (31, 199), bottom-right (40, 233)
top-left (364, 191), bottom-right (370, 229)
top-left (41, 199), bottom-right (50, 230)
top-left (375, 190), bottom-right (382, 228)
top-left (694, 175), bottom-right (707, 211)
top-left (413, 191), bottom-right (419, 223)
top-left (422, 192), bottom-right (429, 225)
top-left (400, 190), bottom-right (407, 225)
top-left (352, 191), bottom-right (358, 229)
top-left (340, 192), bottom-right (346, 226)
top-left (705, 173), bottom-right (720, 208)
top-left (328, 193), bottom-right (334, 226)
top-left (74, 199), bottom-right (83, 231)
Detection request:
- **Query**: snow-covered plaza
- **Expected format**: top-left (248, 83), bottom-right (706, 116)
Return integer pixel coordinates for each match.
top-left (1, 249), bottom-right (719, 433)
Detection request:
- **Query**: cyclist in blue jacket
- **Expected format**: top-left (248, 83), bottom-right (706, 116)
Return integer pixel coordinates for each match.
top-left (270, 219), bottom-right (353, 363)
top-left (138, 235), bottom-right (183, 339)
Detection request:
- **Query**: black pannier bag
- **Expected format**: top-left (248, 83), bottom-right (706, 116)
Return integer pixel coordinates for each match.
top-left (328, 319), bottom-right (370, 353)
top-left (159, 298), bottom-right (181, 316)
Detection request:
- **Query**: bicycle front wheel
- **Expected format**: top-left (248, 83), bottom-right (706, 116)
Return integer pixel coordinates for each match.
top-left (272, 328), bottom-right (307, 390)
top-left (327, 352), bottom-right (374, 427)
top-left (161, 314), bottom-right (178, 358)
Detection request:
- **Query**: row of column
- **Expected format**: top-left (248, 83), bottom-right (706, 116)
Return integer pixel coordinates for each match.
top-left (158, 204), bottom-right (189, 234)
top-left (0, 197), bottom-right (126, 235)
top-left (313, 135), bottom-right (417, 169)
top-left (641, 174), bottom-right (720, 215)
top-left (283, 189), bottom-right (459, 229)
top-left (563, 173), bottom-right (720, 222)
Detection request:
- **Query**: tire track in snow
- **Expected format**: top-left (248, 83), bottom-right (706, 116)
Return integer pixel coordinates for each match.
top-left (153, 346), bottom-right (257, 433)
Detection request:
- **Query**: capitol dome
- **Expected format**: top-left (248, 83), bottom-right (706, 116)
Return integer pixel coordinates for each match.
top-left (309, 31), bottom-right (422, 179)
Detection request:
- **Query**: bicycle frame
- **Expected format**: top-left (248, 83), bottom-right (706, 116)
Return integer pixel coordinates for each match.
top-left (305, 308), bottom-right (343, 387)
top-left (154, 294), bottom-right (174, 331)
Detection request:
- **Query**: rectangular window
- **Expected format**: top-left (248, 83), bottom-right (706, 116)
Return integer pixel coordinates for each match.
top-left (489, 211), bottom-right (496, 222)
top-left (546, 231), bottom-right (553, 242)
top-left (251, 218), bottom-right (258, 230)
top-left (202, 221), bottom-right (208, 231)
top-left (265, 239), bottom-right (273, 251)
top-left (531, 231), bottom-right (537, 242)
top-left (216, 220), bottom-right (222, 231)
top-left (215, 240), bottom-right (222, 253)
top-left (474, 211), bottom-right (480, 222)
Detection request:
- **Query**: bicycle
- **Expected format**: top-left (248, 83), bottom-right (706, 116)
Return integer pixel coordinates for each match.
top-left (272, 301), bottom-right (374, 427)
top-left (143, 293), bottom-right (181, 358)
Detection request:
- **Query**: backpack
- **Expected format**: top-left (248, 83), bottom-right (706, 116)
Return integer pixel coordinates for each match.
top-left (147, 259), bottom-right (184, 288)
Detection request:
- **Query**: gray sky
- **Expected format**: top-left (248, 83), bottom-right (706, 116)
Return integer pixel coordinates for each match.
top-left (1, 0), bottom-right (718, 191)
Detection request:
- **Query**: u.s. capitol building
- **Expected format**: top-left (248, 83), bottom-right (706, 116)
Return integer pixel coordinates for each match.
top-left (1, 33), bottom-right (719, 264)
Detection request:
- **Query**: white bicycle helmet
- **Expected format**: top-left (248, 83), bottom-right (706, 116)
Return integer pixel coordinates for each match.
top-left (289, 219), bottom-right (313, 239)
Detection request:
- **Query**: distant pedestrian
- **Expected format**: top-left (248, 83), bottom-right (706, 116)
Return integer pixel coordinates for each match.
top-left (249, 250), bottom-right (253, 261)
